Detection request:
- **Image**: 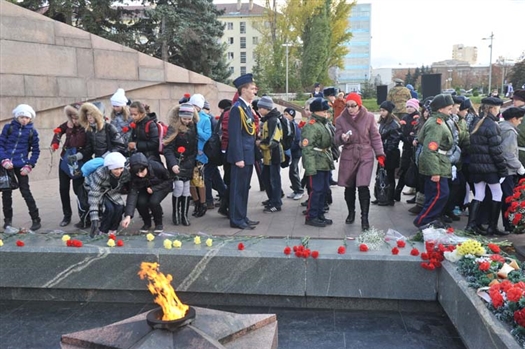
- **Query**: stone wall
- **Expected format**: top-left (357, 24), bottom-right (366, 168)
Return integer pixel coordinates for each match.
top-left (0, 0), bottom-right (236, 180)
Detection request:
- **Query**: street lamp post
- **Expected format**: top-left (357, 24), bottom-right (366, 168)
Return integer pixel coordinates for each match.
top-left (282, 43), bottom-right (292, 101)
top-left (482, 32), bottom-right (494, 95)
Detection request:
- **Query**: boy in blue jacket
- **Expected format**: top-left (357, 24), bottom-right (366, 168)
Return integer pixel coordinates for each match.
top-left (0, 104), bottom-right (41, 230)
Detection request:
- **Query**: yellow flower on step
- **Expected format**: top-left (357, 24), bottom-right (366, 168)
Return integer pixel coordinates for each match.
top-left (173, 240), bottom-right (182, 248)
top-left (62, 235), bottom-right (71, 242)
top-left (0, 240), bottom-right (3, 247)
top-left (146, 233), bottom-right (155, 242)
top-left (107, 239), bottom-right (115, 247)
top-left (163, 239), bottom-right (172, 249)
top-left (194, 236), bottom-right (201, 245)
top-left (206, 238), bottom-right (213, 247)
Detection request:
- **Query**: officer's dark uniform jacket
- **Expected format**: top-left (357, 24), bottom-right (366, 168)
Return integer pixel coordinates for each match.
top-left (227, 98), bottom-right (256, 165)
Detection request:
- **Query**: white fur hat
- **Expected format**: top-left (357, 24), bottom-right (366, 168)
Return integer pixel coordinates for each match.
top-left (110, 88), bottom-right (128, 107)
top-left (189, 94), bottom-right (205, 109)
top-left (12, 104), bottom-right (36, 119)
top-left (104, 152), bottom-right (127, 170)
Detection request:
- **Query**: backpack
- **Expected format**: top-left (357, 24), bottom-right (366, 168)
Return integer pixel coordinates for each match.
top-left (145, 120), bottom-right (169, 154)
top-left (374, 167), bottom-right (390, 205)
top-left (204, 114), bottom-right (224, 166)
top-left (81, 157), bottom-right (105, 177)
top-left (279, 116), bottom-right (295, 151)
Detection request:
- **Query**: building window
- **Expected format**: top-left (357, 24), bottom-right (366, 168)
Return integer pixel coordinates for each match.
top-left (240, 66), bottom-right (246, 75)
top-left (240, 21), bottom-right (246, 34)
top-left (227, 22), bottom-right (233, 30)
top-left (240, 37), bottom-right (246, 49)
top-left (228, 37), bottom-right (234, 45)
top-left (253, 36), bottom-right (259, 45)
top-left (227, 52), bottom-right (234, 60)
top-left (240, 52), bottom-right (246, 63)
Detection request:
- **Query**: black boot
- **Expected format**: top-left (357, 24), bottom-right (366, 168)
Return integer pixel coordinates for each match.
top-left (59, 216), bottom-right (71, 227)
top-left (192, 201), bottom-right (200, 216)
top-left (29, 210), bottom-right (41, 231)
top-left (358, 186), bottom-right (370, 231)
top-left (487, 201), bottom-right (509, 236)
top-left (393, 188), bottom-right (402, 202)
top-left (181, 196), bottom-right (191, 226)
top-left (196, 202), bottom-right (207, 218)
top-left (465, 200), bottom-right (486, 235)
top-left (172, 196), bottom-right (181, 225)
top-left (345, 187), bottom-right (356, 224)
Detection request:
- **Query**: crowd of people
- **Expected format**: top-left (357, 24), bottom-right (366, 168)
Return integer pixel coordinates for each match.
top-left (1, 73), bottom-right (525, 236)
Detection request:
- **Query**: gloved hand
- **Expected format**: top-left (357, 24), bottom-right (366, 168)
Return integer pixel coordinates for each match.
top-left (89, 220), bottom-right (100, 238)
top-left (2, 159), bottom-right (13, 170)
top-left (20, 165), bottom-right (32, 176)
top-left (67, 152), bottom-right (83, 165)
top-left (518, 166), bottom-right (525, 175)
top-left (377, 155), bottom-right (386, 167)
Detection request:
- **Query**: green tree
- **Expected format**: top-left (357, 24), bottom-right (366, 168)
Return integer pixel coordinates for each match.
top-left (508, 59), bottom-right (525, 90)
top-left (301, 2), bottom-right (330, 87)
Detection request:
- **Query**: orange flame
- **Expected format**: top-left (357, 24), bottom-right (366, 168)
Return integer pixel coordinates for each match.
top-left (138, 262), bottom-right (189, 321)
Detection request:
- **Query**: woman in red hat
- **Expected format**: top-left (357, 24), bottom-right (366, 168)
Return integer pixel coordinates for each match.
top-left (335, 93), bottom-right (385, 230)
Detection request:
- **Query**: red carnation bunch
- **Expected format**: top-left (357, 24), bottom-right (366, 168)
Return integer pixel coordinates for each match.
top-left (487, 243), bottom-right (501, 254)
top-left (504, 179), bottom-right (525, 233)
top-left (289, 244), bottom-right (316, 259)
top-left (419, 241), bottom-right (449, 271)
top-left (478, 261), bottom-right (490, 271)
top-left (66, 239), bottom-right (83, 248)
top-left (177, 146), bottom-right (186, 154)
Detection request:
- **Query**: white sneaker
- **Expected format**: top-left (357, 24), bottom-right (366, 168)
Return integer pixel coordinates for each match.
top-left (403, 188), bottom-right (416, 195)
top-left (293, 193), bottom-right (304, 200)
top-left (286, 192), bottom-right (296, 199)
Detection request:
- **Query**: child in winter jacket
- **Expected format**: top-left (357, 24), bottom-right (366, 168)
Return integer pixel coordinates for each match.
top-left (110, 88), bottom-right (132, 144)
top-left (51, 104), bottom-right (87, 227)
top-left (163, 103), bottom-right (199, 226)
top-left (120, 152), bottom-right (172, 234)
top-left (84, 152), bottom-right (130, 237)
top-left (0, 104), bottom-right (41, 230)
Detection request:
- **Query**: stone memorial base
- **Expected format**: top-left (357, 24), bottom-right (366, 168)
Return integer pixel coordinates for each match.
top-left (61, 306), bottom-right (277, 349)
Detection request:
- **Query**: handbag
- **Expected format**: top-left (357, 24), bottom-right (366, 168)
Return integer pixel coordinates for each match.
top-left (404, 159), bottom-right (419, 188)
top-left (0, 167), bottom-right (19, 191)
top-left (60, 147), bottom-right (83, 179)
top-left (375, 167), bottom-right (389, 205)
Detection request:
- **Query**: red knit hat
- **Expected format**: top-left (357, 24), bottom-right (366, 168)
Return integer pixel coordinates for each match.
top-left (346, 93), bottom-right (362, 106)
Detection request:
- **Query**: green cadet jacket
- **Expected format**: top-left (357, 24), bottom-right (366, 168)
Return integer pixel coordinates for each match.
top-left (300, 113), bottom-right (335, 176)
top-left (418, 112), bottom-right (453, 177)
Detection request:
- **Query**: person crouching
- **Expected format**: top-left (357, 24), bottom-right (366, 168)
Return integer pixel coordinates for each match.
top-left (85, 152), bottom-right (130, 237)
top-left (120, 152), bottom-right (172, 234)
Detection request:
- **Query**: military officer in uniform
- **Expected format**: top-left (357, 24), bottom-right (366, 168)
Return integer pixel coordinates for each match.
top-left (387, 78), bottom-right (412, 117)
top-left (414, 94), bottom-right (454, 229)
top-left (227, 74), bottom-right (259, 230)
top-left (301, 98), bottom-right (335, 227)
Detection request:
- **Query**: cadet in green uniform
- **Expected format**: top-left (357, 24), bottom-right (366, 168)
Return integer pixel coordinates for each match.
top-left (301, 98), bottom-right (335, 228)
top-left (414, 94), bottom-right (454, 229)
top-left (387, 78), bottom-right (412, 117)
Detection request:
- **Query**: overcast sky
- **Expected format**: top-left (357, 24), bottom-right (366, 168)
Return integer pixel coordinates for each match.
top-left (214, 0), bottom-right (525, 68)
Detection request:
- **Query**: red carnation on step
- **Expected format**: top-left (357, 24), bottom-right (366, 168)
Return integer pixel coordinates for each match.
top-left (16, 240), bottom-right (24, 247)
top-left (392, 247), bottom-right (400, 255)
top-left (337, 246), bottom-right (346, 254)
top-left (284, 246), bottom-right (291, 255)
top-left (396, 240), bottom-right (406, 248)
top-left (311, 251), bottom-right (319, 259)
top-left (359, 244), bottom-right (368, 252)
top-left (238, 242), bottom-right (245, 251)
top-left (108, 233), bottom-right (116, 240)
top-left (410, 248), bottom-right (420, 256)
top-left (116, 239), bottom-right (124, 247)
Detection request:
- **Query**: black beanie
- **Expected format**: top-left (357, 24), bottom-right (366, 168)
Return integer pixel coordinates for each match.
top-left (502, 107), bottom-right (525, 120)
top-left (218, 99), bottom-right (232, 110)
top-left (379, 101), bottom-right (395, 113)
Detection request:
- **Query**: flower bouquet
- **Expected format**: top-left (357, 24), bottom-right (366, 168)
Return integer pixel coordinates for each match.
top-left (504, 178), bottom-right (525, 234)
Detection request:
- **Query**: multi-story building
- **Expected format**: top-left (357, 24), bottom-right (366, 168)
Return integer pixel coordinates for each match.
top-left (215, 0), bottom-right (265, 77)
top-left (338, 3), bottom-right (371, 93)
top-left (452, 44), bottom-right (478, 65)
